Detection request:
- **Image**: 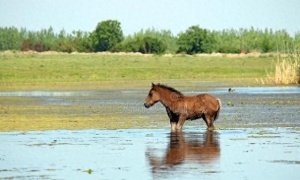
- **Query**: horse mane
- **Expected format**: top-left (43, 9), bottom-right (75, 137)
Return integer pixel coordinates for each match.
top-left (156, 83), bottom-right (184, 96)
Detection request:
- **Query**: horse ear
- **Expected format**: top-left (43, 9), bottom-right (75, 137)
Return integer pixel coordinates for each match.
top-left (151, 82), bottom-right (155, 87)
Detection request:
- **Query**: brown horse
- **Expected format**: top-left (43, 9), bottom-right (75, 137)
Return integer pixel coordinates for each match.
top-left (144, 83), bottom-right (221, 131)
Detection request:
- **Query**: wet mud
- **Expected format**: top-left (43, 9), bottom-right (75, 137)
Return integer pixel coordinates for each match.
top-left (0, 83), bottom-right (299, 179)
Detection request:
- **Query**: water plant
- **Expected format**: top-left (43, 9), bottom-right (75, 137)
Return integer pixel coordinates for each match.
top-left (86, 169), bottom-right (92, 174)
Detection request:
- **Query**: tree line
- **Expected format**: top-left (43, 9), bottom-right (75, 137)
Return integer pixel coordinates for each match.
top-left (0, 20), bottom-right (299, 54)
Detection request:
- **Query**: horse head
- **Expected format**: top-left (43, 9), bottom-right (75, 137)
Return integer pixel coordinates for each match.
top-left (144, 83), bottom-right (160, 108)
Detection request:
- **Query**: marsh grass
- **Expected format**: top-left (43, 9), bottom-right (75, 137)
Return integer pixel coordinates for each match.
top-left (268, 49), bottom-right (300, 84)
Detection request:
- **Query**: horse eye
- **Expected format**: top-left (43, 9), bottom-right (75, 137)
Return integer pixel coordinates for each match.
top-left (149, 92), bottom-right (153, 97)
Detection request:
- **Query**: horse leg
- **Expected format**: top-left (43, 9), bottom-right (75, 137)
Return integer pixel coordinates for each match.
top-left (166, 107), bottom-right (178, 132)
top-left (166, 107), bottom-right (172, 120)
top-left (171, 122), bottom-right (177, 132)
top-left (205, 115), bottom-right (215, 131)
top-left (202, 114), bottom-right (208, 127)
top-left (171, 114), bottom-right (179, 132)
top-left (176, 115), bottom-right (187, 131)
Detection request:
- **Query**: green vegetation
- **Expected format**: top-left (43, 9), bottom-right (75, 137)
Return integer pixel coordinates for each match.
top-left (0, 20), bottom-right (299, 54)
top-left (0, 53), bottom-right (276, 90)
top-left (177, 26), bottom-right (213, 54)
top-left (86, 169), bottom-right (92, 174)
top-left (114, 31), bottom-right (168, 54)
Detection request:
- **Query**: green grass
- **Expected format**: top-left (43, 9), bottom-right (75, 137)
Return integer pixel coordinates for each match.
top-left (0, 53), bottom-right (274, 90)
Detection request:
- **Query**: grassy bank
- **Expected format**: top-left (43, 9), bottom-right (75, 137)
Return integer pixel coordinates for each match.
top-left (0, 53), bottom-right (275, 90)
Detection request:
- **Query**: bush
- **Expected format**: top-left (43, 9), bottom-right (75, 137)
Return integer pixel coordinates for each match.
top-left (143, 36), bottom-right (166, 54)
top-left (33, 42), bottom-right (44, 52)
top-left (113, 36), bottom-right (166, 54)
top-left (21, 39), bottom-right (32, 51)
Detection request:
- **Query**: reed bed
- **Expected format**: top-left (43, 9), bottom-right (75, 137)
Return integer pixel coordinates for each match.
top-left (270, 49), bottom-right (300, 84)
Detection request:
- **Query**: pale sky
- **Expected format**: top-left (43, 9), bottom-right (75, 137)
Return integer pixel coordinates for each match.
top-left (0, 0), bottom-right (299, 36)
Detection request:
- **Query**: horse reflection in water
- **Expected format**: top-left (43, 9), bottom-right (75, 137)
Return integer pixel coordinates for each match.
top-left (146, 131), bottom-right (220, 176)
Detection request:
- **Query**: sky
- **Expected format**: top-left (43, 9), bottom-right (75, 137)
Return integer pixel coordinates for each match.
top-left (0, 0), bottom-right (299, 36)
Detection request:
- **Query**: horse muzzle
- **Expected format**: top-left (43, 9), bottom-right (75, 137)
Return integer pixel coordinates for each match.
top-left (144, 103), bottom-right (151, 108)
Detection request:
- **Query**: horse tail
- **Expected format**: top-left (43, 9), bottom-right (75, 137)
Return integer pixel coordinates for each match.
top-left (214, 98), bottom-right (222, 121)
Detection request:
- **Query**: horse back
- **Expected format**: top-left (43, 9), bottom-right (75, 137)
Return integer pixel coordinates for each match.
top-left (183, 93), bottom-right (220, 112)
top-left (197, 94), bottom-right (220, 110)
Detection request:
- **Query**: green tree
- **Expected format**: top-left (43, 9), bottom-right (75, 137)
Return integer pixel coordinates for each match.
top-left (261, 35), bottom-right (273, 53)
top-left (215, 29), bottom-right (241, 53)
top-left (71, 30), bottom-right (92, 52)
top-left (0, 27), bottom-right (22, 50)
top-left (294, 32), bottom-right (300, 50)
top-left (176, 26), bottom-right (212, 54)
top-left (91, 20), bottom-right (123, 52)
top-left (56, 29), bottom-right (74, 53)
top-left (37, 27), bottom-right (56, 51)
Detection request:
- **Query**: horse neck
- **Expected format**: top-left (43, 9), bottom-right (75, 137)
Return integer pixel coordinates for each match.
top-left (157, 88), bottom-right (178, 108)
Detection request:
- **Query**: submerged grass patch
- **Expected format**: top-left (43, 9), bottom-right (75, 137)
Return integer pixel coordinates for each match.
top-left (0, 95), bottom-right (168, 131)
top-left (0, 113), bottom-right (150, 132)
top-left (0, 105), bottom-right (153, 131)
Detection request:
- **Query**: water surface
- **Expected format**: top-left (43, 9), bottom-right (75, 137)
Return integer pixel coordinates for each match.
top-left (0, 128), bottom-right (299, 180)
top-left (0, 85), bottom-right (299, 179)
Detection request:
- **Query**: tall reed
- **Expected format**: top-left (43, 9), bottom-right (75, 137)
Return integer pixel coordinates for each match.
top-left (272, 49), bottom-right (300, 84)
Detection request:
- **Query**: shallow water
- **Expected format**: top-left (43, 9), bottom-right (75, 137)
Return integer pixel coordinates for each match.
top-left (3, 86), bottom-right (299, 130)
top-left (208, 86), bottom-right (300, 94)
top-left (0, 86), bottom-right (299, 97)
top-left (0, 128), bottom-right (299, 180)
top-left (0, 85), bottom-right (300, 179)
